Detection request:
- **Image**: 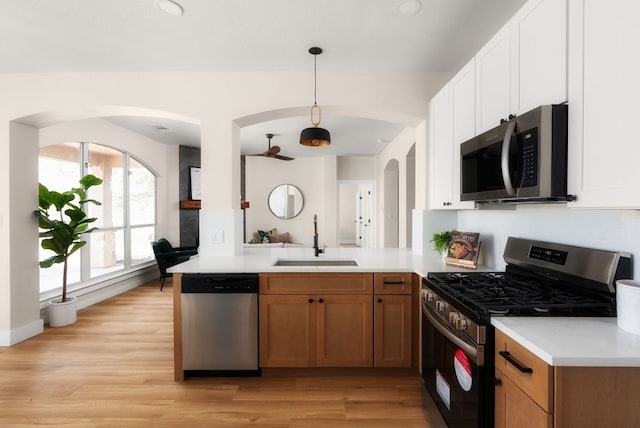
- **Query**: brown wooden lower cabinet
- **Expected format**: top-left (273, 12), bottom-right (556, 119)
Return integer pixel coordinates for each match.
top-left (259, 272), bottom-right (413, 369)
top-left (259, 293), bottom-right (373, 368)
top-left (495, 329), bottom-right (640, 428)
top-left (316, 294), bottom-right (373, 367)
top-left (495, 367), bottom-right (552, 428)
top-left (258, 294), bottom-right (316, 367)
top-left (374, 294), bottom-right (412, 368)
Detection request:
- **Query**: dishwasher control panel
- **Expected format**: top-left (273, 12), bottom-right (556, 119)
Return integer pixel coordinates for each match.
top-left (181, 273), bottom-right (259, 293)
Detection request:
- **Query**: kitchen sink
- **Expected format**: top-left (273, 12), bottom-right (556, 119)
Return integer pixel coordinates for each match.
top-left (272, 258), bottom-right (358, 267)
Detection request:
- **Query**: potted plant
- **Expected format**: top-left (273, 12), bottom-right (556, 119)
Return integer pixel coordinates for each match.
top-left (430, 231), bottom-right (452, 258)
top-left (34, 174), bottom-right (103, 327)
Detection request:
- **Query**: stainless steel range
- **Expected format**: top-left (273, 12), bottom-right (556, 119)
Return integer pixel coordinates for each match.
top-left (421, 237), bottom-right (632, 428)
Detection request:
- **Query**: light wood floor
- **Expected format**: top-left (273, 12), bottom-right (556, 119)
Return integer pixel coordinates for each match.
top-left (0, 280), bottom-right (447, 427)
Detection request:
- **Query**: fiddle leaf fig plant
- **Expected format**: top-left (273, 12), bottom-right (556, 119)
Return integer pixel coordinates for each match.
top-left (430, 231), bottom-right (453, 256)
top-left (34, 174), bottom-right (103, 303)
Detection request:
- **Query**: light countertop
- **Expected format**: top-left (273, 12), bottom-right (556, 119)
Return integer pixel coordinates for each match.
top-left (491, 317), bottom-right (640, 367)
top-left (168, 247), bottom-right (640, 367)
top-left (167, 247), bottom-right (487, 277)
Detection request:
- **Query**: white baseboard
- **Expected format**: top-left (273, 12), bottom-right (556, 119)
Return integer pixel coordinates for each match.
top-left (0, 268), bottom-right (159, 346)
top-left (0, 318), bottom-right (44, 346)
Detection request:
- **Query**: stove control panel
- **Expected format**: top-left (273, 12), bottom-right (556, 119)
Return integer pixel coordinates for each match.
top-left (529, 245), bottom-right (568, 265)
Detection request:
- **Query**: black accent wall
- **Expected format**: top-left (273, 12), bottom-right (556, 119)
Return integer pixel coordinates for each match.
top-left (179, 145), bottom-right (200, 247)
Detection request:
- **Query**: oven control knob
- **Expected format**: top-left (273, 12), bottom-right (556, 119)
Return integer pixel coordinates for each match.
top-left (435, 301), bottom-right (446, 312)
top-left (426, 291), bottom-right (436, 302)
top-left (449, 311), bottom-right (460, 324)
top-left (455, 317), bottom-right (469, 331)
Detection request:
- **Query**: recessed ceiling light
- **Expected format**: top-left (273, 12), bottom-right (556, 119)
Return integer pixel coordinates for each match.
top-left (157, 0), bottom-right (184, 16)
top-left (397, 0), bottom-right (422, 16)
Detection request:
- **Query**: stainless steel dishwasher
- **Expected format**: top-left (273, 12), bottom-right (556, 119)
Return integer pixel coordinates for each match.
top-left (181, 273), bottom-right (260, 376)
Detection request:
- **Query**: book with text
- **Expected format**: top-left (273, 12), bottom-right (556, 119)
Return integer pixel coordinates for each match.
top-left (445, 231), bottom-right (481, 269)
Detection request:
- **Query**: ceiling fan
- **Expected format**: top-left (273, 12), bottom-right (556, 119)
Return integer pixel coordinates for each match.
top-left (247, 133), bottom-right (295, 161)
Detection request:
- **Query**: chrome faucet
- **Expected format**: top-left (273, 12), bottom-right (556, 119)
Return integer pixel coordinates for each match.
top-left (313, 214), bottom-right (325, 257)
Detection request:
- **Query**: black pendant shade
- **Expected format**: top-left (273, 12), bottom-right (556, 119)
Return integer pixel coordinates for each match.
top-left (300, 47), bottom-right (331, 147)
top-left (300, 126), bottom-right (331, 147)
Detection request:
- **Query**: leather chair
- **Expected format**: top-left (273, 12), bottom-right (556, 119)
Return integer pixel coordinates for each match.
top-left (151, 238), bottom-right (197, 290)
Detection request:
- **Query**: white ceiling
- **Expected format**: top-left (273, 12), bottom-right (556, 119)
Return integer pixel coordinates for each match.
top-left (2, 0), bottom-right (527, 155)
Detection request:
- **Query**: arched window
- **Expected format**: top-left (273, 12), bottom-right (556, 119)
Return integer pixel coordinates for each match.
top-left (38, 142), bottom-right (156, 295)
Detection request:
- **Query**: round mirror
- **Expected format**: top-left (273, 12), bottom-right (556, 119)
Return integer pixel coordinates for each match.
top-left (268, 184), bottom-right (304, 219)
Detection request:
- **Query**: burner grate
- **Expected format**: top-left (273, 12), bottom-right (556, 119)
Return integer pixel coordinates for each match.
top-left (426, 271), bottom-right (614, 317)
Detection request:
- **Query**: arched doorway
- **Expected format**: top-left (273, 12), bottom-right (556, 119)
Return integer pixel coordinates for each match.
top-left (383, 159), bottom-right (399, 248)
top-left (405, 144), bottom-right (416, 248)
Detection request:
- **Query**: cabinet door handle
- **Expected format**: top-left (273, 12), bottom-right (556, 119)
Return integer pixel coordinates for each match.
top-left (499, 351), bottom-right (533, 373)
top-left (493, 377), bottom-right (502, 386)
top-left (382, 277), bottom-right (405, 285)
top-left (318, 298), bottom-right (324, 303)
top-left (308, 298), bottom-right (314, 303)
top-left (377, 298), bottom-right (383, 303)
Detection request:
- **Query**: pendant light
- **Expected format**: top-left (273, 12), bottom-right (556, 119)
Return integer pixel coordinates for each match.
top-left (300, 47), bottom-right (331, 147)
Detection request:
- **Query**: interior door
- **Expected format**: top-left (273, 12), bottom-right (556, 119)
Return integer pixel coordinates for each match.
top-left (355, 191), bottom-right (363, 247)
top-left (355, 188), bottom-right (373, 248)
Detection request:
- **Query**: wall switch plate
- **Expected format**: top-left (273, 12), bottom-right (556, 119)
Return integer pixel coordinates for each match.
top-left (211, 230), bottom-right (224, 244)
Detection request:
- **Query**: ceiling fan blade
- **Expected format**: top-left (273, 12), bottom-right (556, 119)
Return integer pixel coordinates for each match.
top-left (248, 136), bottom-right (294, 160)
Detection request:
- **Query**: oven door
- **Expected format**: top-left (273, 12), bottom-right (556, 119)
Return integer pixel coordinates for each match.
top-left (421, 302), bottom-right (491, 428)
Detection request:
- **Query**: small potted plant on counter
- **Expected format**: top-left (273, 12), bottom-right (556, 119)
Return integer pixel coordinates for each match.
top-left (430, 231), bottom-right (452, 259)
top-left (34, 174), bottom-right (103, 327)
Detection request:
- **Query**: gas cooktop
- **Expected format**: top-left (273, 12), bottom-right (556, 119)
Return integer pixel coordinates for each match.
top-left (423, 237), bottom-right (632, 321)
top-left (426, 271), bottom-right (615, 317)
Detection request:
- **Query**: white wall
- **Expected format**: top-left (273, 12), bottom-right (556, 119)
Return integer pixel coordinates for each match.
top-left (0, 70), bottom-right (449, 343)
top-left (337, 156), bottom-right (375, 180)
top-left (458, 205), bottom-right (640, 279)
top-left (245, 156), bottom-right (337, 247)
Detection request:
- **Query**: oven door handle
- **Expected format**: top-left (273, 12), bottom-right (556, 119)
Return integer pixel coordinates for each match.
top-left (423, 305), bottom-right (484, 366)
top-left (500, 120), bottom-right (517, 197)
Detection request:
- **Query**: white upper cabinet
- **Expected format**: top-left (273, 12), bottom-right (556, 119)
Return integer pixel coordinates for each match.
top-left (429, 59), bottom-right (477, 211)
top-left (429, 84), bottom-right (454, 209)
top-left (567, 0), bottom-right (640, 208)
top-left (510, 0), bottom-right (567, 115)
top-left (449, 59), bottom-right (476, 210)
top-left (475, 0), bottom-right (567, 134)
top-left (451, 58), bottom-right (477, 145)
top-left (475, 23), bottom-right (512, 134)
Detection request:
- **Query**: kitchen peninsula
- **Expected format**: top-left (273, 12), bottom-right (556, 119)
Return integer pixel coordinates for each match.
top-left (169, 246), bottom-right (453, 381)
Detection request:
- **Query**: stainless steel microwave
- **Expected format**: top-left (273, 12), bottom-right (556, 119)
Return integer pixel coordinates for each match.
top-left (460, 104), bottom-right (569, 203)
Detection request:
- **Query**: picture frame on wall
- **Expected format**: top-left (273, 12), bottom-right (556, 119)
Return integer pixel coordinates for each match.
top-left (189, 166), bottom-right (201, 200)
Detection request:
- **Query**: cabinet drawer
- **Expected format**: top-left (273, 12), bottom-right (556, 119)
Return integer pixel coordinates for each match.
top-left (260, 273), bottom-right (373, 295)
top-left (495, 368), bottom-right (553, 428)
top-left (495, 329), bottom-right (553, 412)
top-left (373, 272), bottom-right (412, 294)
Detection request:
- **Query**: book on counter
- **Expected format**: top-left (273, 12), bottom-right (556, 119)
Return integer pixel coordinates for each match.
top-left (445, 231), bottom-right (481, 269)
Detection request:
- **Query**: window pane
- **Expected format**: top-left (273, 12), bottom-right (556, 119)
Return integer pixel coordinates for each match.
top-left (39, 242), bottom-right (81, 293)
top-left (88, 144), bottom-right (124, 228)
top-left (39, 143), bottom-right (81, 192)
top-left (129, 157), bottom-right (156, 226)
top-left (90, 230), bottom-right (124, 278)
top-left (39, 144), bottom-right (82, 294)
top-left (131, 226), bottom-right (155, 266)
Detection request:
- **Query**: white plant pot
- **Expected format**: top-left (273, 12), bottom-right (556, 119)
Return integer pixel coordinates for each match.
top-left (48, 297), bottom-right (78, 327)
